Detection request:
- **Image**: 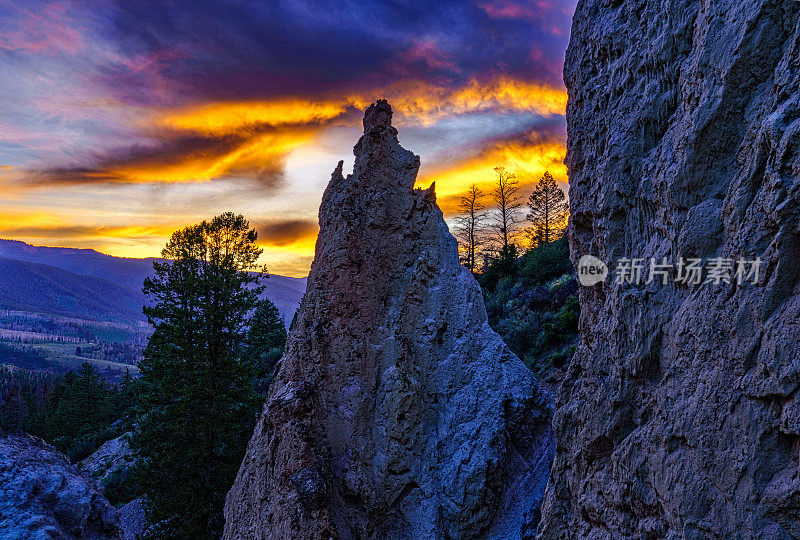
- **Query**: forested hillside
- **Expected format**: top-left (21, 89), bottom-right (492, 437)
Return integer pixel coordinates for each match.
top-left (0, 240), bottom-right (306, 379)
top-left (0, 257), bottom-right (146, 324)
top-left (0, 239), bottom-right (157, 291)
top-left (0, 239), bottom-right (306, 327)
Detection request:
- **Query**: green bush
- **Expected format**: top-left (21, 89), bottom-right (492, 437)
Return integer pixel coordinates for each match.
top-left (104, 467), bottom-right (141, 507)
top-left (519, 237), bottom-right (571, 286)
top-left (478, 237), bottom-right (579, 375)
top-left (543, 295), bottom-right (579, 347)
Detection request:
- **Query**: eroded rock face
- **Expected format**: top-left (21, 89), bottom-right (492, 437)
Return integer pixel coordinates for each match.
top-left (0, 433), bottom-right (122, 539)
top-left (224, 100), bottom-right (553, 539)
top-left (540, 0), bottom-right (800, 538)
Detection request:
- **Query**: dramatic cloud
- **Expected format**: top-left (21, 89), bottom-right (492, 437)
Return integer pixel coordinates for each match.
top-left (99, 0), bottom-right (573, 101)
top-left (420, 124), bottom-right (568, 214)
top-left (0, 0), bottom-right (577, 276)
top-left (32, 129), bottom-right (304, 187)
top-left (255, 219), bottom-right (319, 248)
top-left (158, 100), bottom-right (349, 136)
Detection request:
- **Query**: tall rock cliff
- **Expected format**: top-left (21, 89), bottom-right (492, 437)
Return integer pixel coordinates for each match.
top-left (224, 100), bottom-right (553, 539)
top-left (541, 0), bottom-right (800, 537)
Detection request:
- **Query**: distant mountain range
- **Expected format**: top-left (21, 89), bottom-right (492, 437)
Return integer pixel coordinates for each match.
top-left (0, 239), bottom-right (306, 327)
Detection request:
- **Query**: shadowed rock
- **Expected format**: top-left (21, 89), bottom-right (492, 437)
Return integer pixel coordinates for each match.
top-left (80, 432), bottom-right (136, 485)
top-left (223, 100), bottom-right (553, 539)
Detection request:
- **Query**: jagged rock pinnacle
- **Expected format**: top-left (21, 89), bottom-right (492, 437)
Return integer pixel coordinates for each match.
top-left (224, 101), bottom-right (552, 540)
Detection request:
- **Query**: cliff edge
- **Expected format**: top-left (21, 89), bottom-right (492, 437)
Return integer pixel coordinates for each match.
top-left (0, 433), bottom-right (122, 539)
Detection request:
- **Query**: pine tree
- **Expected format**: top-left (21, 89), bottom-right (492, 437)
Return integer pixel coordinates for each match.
top-left (112, 368), bottom-right (139, 421)
top-left (453, 184), bottom-right (486, 272)
top-left (526, 171), bottom-right (569, 246)
top-left (0, 384), bottom-right (28, 433)
top-left (74, 362), bottom-right (109, 433)
top-left (244, 299), bottom-right (287, 393)
top-left (132, 212), bottom-right (265, 539)
top-left (45, 363), bottom-right (112, 460)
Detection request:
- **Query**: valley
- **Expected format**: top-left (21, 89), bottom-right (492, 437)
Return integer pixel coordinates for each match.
top-left (0, 239), bottom-right (306, 380)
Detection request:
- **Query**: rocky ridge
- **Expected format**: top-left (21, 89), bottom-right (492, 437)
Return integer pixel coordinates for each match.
top-left (80, 432), bottom-right (136, 485)
top-left (223, 100), bottom-right (553, 539)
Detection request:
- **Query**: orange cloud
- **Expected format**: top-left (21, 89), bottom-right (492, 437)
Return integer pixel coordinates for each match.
top-left (158, 99), bottom-right (347, 136)
top-left (352, 77), bottom-right (567, 125)
top-left (110, 130), bottom-right (314, 184)
top-left (2, 76), bottom-right (567, 276)
top-left (255, 218), bottom-right (318, 248)
top-left (255, 219), bottom-right (319, 275)
top-left (0, 219), bottom-right (179, 242)
top-left (157, 76), bottom-right (566, 136)
top-left (12, 76), bottom-right (565, 189)
top-left (23, 127), bottom-right (317, 187)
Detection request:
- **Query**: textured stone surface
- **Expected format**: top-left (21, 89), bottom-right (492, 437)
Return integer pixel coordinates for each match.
top-left (0, 433), bottom-right (122, 539)
top-left (118, 497), bottom-right (146, 540)
top-left (81, 432), bottom-right (136, 485)
top-left (224, 100), bottom-right (553, 539)
top-left (540, 0), bottom-right (800, 538)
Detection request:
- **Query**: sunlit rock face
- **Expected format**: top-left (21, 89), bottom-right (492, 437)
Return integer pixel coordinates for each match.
top-left (540, 0), bottom-right (800, 537)
top-left (223, 100), bottom-right (553, 539)
top-left (0, 433), bottom-right (122, 539)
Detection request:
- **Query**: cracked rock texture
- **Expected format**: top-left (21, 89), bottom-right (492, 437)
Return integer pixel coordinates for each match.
top-left (0, 433), bottom-right (122, 539)
top-left (224, 100), bottom-right (553, 539)
top-left (540, 0), bottom-right (800, 538)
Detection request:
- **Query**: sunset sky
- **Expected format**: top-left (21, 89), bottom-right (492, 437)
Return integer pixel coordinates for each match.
top-left (0, 0), bottom-right (575, 277)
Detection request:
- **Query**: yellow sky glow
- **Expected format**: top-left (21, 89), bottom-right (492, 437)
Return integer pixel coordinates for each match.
top-left (419, 138), bottom-right (568, 214)
top-left (357, 77), bottom-right (568, 125)
top-left (158, 99), bottom-right (348, 136)
top-left (2, 76), bottom-right (568, 276)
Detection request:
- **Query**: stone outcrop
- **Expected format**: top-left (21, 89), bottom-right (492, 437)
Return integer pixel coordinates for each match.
top-left (224, 100), bottom-right (553, 539)
top-left (540, 0), bottom-right (800, 537)
top-left (80, 432), bottom-right (145, 540)
top-left (0, 433), bottom-right (122, 539)
top-left (81, 432), bottom-right (136, 485)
